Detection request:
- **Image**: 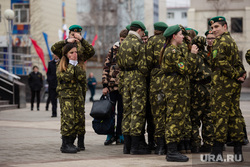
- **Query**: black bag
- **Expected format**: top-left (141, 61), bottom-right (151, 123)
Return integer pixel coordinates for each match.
top-left (92, 117), bottom-right (114, 135)
top-left (90, 94), bottom-right (113, 119)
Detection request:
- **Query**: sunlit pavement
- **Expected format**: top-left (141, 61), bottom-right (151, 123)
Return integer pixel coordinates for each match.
top-left (0, 89), bottom-right (249, 167)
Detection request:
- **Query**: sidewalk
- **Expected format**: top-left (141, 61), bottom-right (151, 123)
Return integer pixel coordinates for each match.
top-left (0, 90), bottom-right (249, 167)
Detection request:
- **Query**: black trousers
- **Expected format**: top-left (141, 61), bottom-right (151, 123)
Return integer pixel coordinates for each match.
top-left (49, 88), bottom-right (58, 116)
top-left (31, 90), bottom-right (40, 109)
top-left (110, 90), bottom-right (123, 136)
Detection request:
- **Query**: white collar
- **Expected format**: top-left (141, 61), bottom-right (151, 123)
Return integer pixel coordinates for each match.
top-left (128, 30), bottom-right (141, 39)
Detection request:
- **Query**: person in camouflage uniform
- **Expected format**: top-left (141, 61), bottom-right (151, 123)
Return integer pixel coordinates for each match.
top-left (246, 49), bottom-right (250, 65)
top-left (177, 25), bottom-right (195, 154)
top-left (146, 22), bottom-right (168, 155)
top-left (102, 29), bottom-right (128, 145)
top-left (51, 25), bottom-right (95, 153)
top-left (117, 21), bottom-right (150, 155)
top-left (189, 36), bottom-right (213, 153)
top-left (160, 25), bottom-right (198, 162)
top-left (206, 16), bottom-right (246, 162)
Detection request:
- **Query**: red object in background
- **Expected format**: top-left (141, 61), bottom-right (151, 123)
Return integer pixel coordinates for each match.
top-left (30, 38), bottom-right (48, 72)
top-left (17, 24), bottom-right (24, 30)
top-left (91, 34), bottom-right (98, 46)
top-left (63, 30), bottom-right (67, 40)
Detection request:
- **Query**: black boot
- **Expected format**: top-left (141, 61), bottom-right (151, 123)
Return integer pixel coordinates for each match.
top-left (243, 127), bottom-right (249, 145)
top-left (155, 137), bottom-right (166, 155)
top-left (60, 136), bottom-right (77, 153)
top-left (234, 142), bottom-right (244, 162)
top-left (191, 145), bottom-right (200, 153)
top-left (77, 135), bottom-right (85, 151)
top-left (204, 141), bottom-right (224, 162)
top-left (130, 136), bottom-right (151, 155)
top-left (123, 135), bottom-right (131, 154)
top-left (200, 144), bottom-right (211, 153)
top-left (184, 139), bottom-right (191, 153)
top-left (178, 140), bottom-right (186, 153)
top-left (166, 142), bottom-right (189, 162)
top-left (148, 134), bottom-right (156, 150)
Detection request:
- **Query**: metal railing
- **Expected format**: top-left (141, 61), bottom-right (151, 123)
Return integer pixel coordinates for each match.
top-left (0, 68), bottom-right (21, 104)
top-left (0, 51), bottom-right (34, 75)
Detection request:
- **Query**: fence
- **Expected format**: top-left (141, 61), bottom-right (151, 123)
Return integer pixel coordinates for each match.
top-left (0, 51), bottom-right (34, 75)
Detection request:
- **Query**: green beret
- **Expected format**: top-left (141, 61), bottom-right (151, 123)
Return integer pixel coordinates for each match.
top-left (208, 16), bottom-right (226, 26)
top-left (130, 20), bottom-right (146, 31)
top-left (126, 24), bottom-right (131, 31)
top-left (205, 30), bottom-right (213, 36)
top-left (144, 30), bottom-right (148, 36)
top-left (163, 24), bottom-right (181, 38)
top-left (185, 28), bottom-right (198, 35)
top-left (154, 22), bottom-right (168, 31)
top-left (69, 25), bottom-right (82, 32)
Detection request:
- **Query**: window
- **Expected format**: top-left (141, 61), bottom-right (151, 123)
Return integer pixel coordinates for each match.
top-left (231, 17), bottom-right (243, 33)
top-left (153, 0), bottom-right (159, 23)
top-left (13, 4), bottom-right (30, 24)
top-left (182, 12), bottom-right (187, 18)
top-left (167, 12), bottom-right (174, 19)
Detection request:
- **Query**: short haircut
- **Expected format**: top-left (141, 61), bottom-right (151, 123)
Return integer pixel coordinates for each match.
top-left (33, 65), bottom-right (38, 70)
top-left (130, 26), bottom-right (141, 32)
top-left (120, 29), bottom-right (129, 38)
top-left (217, 21), bottom-right (227, 27)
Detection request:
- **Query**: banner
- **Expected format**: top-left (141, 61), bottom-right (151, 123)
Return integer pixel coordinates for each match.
top-left (83, 31), bottom-right (87, 39)
top-left (30, 38), bottom-right (48, 72)
top-left (91, 34), bottom-right (98, 46)
top-left (42, 32), bottom-right (53, 60)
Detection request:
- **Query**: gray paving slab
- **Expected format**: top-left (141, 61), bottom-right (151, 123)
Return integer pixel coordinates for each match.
top-left (0, 89), bottom-right (250, 167)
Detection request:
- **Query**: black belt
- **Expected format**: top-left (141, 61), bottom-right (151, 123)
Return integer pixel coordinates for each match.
top-left (191, 78), bottom-right (211, 85)
top-left (120, 66), bottom-right (138, 71)
top-left (153, 65), bottom-right (161, 69)
top-left (165, 72), bottom-right (179, 76)
top-left (60, 80), bottom-right (75, 84)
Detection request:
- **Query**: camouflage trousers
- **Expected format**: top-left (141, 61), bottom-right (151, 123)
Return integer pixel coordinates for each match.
top-left (149, 72), bottom-right (165, 138)
top-left (182, 88), bottom-right (192, 140)
top-left (59, 95), bottom-right (85, 137)
top-left (164, 91), bottom-right (191, 144)
top-left (190, 83), bottom-right (214, 147)
top-left (121, 71), bottom-right (147, 136)
top-left (211, 81), bottom-right (244, 143)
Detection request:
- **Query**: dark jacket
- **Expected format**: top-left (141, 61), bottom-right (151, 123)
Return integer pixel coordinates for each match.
top-left (47, 59), bottom-right (58, 89)
top-left (28, 71), bottom-right (43, 91)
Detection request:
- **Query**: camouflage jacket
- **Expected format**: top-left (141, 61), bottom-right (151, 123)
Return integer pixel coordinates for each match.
top-left (56, 64), bottom-right (86, 98)
top-left (190, 50), bottom-right (211, 83)
top-left (51, 38), bottom-right (95, 62)
top-left (161, 44), bottom-right (192, 92)
top-left (146, 34), bottom-right (165, 76)
top-left (245, 49), bottom-right (250, 65)
top-left (212, 32), bottom-right (245, 81)
top-left (102, 43), bottom-right (120, 92)
top-left (190, 36), bottom-right (211, 83)
top-left (117, 33), bottom-right (148, 76)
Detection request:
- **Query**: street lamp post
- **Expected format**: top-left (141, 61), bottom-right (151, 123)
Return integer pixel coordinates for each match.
top-left (4, 9), bottom-right (15, 75)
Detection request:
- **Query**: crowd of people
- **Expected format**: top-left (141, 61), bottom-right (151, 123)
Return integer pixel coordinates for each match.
top-left (27, 15), bottom-right (250, 163)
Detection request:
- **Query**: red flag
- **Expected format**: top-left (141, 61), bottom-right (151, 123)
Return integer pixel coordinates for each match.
top-left (91, 34), bottom-right (98, 46)
top-left (30, 38), bottom-right (48, 72)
